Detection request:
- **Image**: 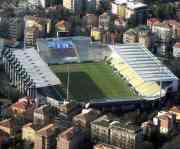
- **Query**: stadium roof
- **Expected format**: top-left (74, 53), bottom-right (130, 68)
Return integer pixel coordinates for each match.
top-left (12, 48), bottom-right (61, 88)
top-left (108, 43), bottom-right (178, 82)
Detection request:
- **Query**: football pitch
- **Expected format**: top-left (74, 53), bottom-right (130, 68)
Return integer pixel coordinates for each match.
top-left (50, 63), bottom-right (135, 101)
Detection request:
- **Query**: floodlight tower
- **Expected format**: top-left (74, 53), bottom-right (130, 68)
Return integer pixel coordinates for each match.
top-left (160, 65), bottom-right (162, 100)
top-left (64, 64), bottom-right (70, 103)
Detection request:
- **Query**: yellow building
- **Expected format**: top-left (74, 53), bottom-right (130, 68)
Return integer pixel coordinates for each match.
top-left (91, 27), bottom-right (101, 41)
top-left (0, 119), bottom-right (12, 135)
top-left (22, 123), bottom-right (36, 142)
top-left (112, 2), bottom-right (126, 18)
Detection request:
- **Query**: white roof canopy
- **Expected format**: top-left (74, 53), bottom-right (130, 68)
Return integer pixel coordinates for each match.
top-left (13, 48), bottom-right (61, 88)
top-left (109, 43), bottom-right (178, 82)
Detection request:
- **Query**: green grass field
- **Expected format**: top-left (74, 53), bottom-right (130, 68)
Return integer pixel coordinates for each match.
top-left (51, 63), bottom-right (135, 101)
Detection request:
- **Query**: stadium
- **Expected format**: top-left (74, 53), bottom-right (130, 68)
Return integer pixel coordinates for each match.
top-left (36, 37), bottom-right (178, 102)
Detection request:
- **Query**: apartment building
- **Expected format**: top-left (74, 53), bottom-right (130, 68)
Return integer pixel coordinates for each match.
top-left (91, 114), bottom-right (143, 149)
top-left (57, 127), bottom-right (85, 149)
top-left (63, 0), bottom-right (83, 14)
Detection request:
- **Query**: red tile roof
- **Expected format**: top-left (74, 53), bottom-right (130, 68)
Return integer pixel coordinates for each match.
top-left (147, 18), bottom-right (160, 25)
top-left (174, 42), bottom-right (180, 48)
top-left (60, 127), bottom-right (81, 141)
top-left (0, 119), bottom-right (11, 128)
top-left (37, 124), bottom-right (55, 137)
top-left (11, 96), bottom-right (36, 111)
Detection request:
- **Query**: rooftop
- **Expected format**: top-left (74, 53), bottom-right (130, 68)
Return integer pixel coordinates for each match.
top-left (92, 114), bottom-right (141, 133)
top-left (37, 123), bottom-right (56, 137)
top-left (94, 143), bottom-right (121, 149)
top-left (108, 43), bottom-right (177, 82)
top-left (0, 119), bottom-right (11, 129)
top-left (59, 127), bottom-right (83, 141)
top-left (127, 2), bottom-right (147, 9)
top-left (74, 108), bottom-right (100, 123)
top-left (169, 106), bottom-right (180, 113)
top-left (11, 96), bottom-right (36, 111)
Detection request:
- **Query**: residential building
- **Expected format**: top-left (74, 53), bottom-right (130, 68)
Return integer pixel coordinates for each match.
top-left (24, 16), bottom-right (51, 47)
top-left (55, 101), bottom-right (81, 130)
top-left (91, 114), bottom-right (114, 144)
top-left (85, 0), bottom-right (97, 12)
top-left (141, 121), bottom-right (156, 138)
top-left (125, 1), bottom-right (147, 24)
top-left (151, 22), bottom-right (172, 55)
top-left (0, 119), bottom-right (12, 135)
top-left (6, 17), bottom-right (24, 41)
top-left (111, 0), bottom-right (126, 18)
top-left (22, 123), bottom-right (37, 143)
top-left (99, 13), bottom-right (111, 31)
top-left (73, 108), bottom-right (101, 131)
top-left (83, 13), bottom-right (98, 30)
top-left (163, 20), bottom-right (180, 40)
top-left (123, 29), bottom-right (137, 43)
top-left (57, 126), bottom-right (85, 149)
top-left (175, 2), bottom-right (180, 21)
top-left (0, 38), bottom-right (4, 61)
top-left (33, 104), bottom-right (52, 126)
top-left (109, 121), bottom-right (143, 149)
top-left (10, 96), bottom-right (36, 121)
top-left (63, 0), bottom-right (83, 14)
top-left (25, 26), bottom-right (41, 47)
top-left (96, 0), bottom-right (109, 9)
top-left (138, 29), bottom-right (151, 48)
top-left (114, 17), bottom-right (126, 31)
top-left (27, 0), bottom-right (60, 8)
top-left (34, 123), bottom-right (57, 149)
top-left (147, 18), bottom-right (160, 29)
top-left (91, 114), bottom-right (143, 149)
top-left (153, 111), bottom-right (176, 134)
top-left (91, 27), bottom-right (101, 41)
top-left (58, 101), bottom-right (81, 116)
top-left (123, 26), bottom-right (152, 47)
top-left (0, 118), bottom-right (24, 137)
top-left (151, 22), bottom-right (172, 42)
top-left (0, 130), bottom-right (9, 149)
top-left (173, 42), bottom-right (180, 58)
top-left (101, 31), bottom-right (112, 44)
top-left (169, 106), bottom-right (180, 121)
top-left (94, 143), bottom-right (121, 149)
top-left (55, 20), bottom-right (71, 37)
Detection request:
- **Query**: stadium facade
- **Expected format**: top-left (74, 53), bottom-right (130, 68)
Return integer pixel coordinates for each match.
top-left (36, 36), bottom-right (110, 64)
top-left (107, 43), bottom-right (178, 100)
top-left (1, 47), bottom-right (61, 98)
top-left (1, 37), bottom-right (178, 102)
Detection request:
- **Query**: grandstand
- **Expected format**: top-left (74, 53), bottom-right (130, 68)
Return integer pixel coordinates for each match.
top-left (2, 48), bottom-right (61, 98)
top-left (36, 36), bottom-right (110, 64)
top-left (108, 43), bottom-right (178, 100)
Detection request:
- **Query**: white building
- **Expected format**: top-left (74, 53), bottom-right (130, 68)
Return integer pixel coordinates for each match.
top-left (125, 2), bottom-right (147, 19)
top-left (27, 0), bottom-right (46, 8)
top-left (63, 0), bottom-right (83, 14)
top-left (4, 17), bottom-right (24, 41)
top-left (173, 42), bottom-right (180, 58)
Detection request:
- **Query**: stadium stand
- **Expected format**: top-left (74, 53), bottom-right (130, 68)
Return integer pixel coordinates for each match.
top-left (108, 43), bottom-right (178, 100)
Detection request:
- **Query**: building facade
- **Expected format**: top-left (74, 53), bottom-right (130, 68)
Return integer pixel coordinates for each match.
top-left (57, 127), bottom-right (85, 149)
top-left (91, 115), bottom-right (143, 149)
top-left (63, 0), bottom-right (83, 14)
